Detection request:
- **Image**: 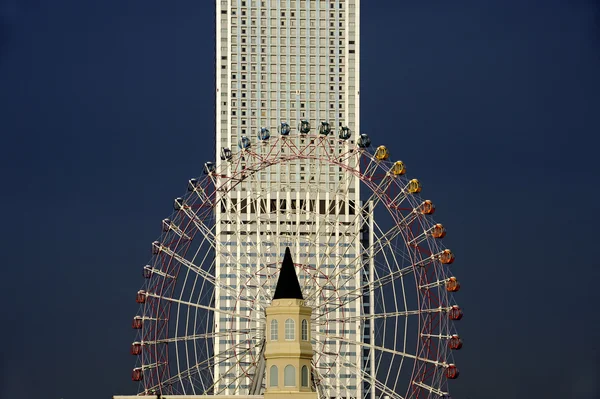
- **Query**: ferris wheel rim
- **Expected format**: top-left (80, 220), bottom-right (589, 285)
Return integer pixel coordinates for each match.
top-left (133, 134), bottom-right (460, 398)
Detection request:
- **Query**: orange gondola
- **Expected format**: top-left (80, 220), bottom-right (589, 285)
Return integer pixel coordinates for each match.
top-left (446, 277), bottom-right (461, 292)
top-left (431, 223), bottom-right (446, 239)
top-left (420, 200), bottom-right (435, 215)
top-left (439, 249), bottom-right (455, 264)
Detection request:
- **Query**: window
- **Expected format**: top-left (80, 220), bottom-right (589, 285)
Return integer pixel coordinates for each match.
top-left (284, 365), bottom-right (296, 387)
top-left (270, 365), bottom-right (278, 387)
top-left (270, 319), bottom-right (278, 341)
top-left (301, 319), bottom-right (308, 341)
top-left (301, 366), bottom-right (309, 387)
top-left (285, 319), bottom-right (295, 340)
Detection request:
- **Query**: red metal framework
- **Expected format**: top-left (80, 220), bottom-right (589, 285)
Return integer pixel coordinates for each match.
top-left (130, 134), bottom-right (461, 398)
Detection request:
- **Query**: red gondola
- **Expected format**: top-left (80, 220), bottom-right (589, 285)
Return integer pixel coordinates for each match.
top-left (448, 335), bottom-right (463, 350)
top-left (132, 368), bottom-right (143, 381)
top-left (449, 305), bottom-right (463, 321)
top-left (136, 290), bottom-right (147, 304)
top-left (132, 316), bottom-right (143, 329)
top-left (131, 342), bottom-right (143, 355)
top-left (446, 364), bottom-right (459, 379)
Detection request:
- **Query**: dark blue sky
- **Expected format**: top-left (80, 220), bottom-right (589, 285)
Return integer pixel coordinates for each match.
top-left (1, 1), bottom-right (599, 398)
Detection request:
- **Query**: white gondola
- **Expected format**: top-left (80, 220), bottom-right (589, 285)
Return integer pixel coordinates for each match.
top-left (279, 122), bottom-right (291, 136)
top-left (299, 120), bottom-right (311, 134)
top-left (339, 126), bottom-right (351, 140)
top-left (258, 127), bottom-right (270, 140)
top-left (319, 121), bottom-right (331, 135)
top-left (238, 135), bottom-right (251, 149)
top-left (357, 133), bottom-right (371, 148)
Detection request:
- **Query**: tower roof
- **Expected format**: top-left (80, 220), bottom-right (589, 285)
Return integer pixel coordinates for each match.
top-left (273, 247), bottom-right (304, 300)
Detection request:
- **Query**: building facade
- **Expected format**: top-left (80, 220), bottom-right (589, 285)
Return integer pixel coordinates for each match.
top-left (214, 1), bottom-right (366, 398)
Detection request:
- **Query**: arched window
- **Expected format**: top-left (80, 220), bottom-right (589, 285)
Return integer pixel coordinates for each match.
top-left (285, 318), bottom-right (295, 340)
top-left (270, 319), bottom-right (278, 341)
top-left (270, 365), bottom-right (278, 387)
top-left (284, 365), bottom-right (296, 387)
top-left (301, 365), bottom-right (309, 387)
top-left (301, 319), bottom-right (308, 341)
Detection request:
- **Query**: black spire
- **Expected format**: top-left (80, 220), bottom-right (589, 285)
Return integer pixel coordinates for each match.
top-left (273, 247), bottom-right (304, 300)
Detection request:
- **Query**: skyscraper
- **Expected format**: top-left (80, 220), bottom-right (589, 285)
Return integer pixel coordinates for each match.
top-left (214, 1), bottom-right (364, 398)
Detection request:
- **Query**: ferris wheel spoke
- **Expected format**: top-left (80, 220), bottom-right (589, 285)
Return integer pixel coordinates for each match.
top-left (319, 331), bottom-right (445, 368)
top-left (161, 247), bottom-right (218, 286)
top-left (178, 206), bottom-right (218, 249)
top-left (145, 292), bottom-right (253, 321)
top-left (141, 330), bottom-right (254, 345)
top-left (313, 307), bottom-right (453, 328)
top-left (412, 381), bottom-right (449, 397)
top-left (312, 336), bottom-right (405, 399)
top-left (162, 218), bottom-right (192, 241)
top-left (151, 340), bottom-right (255, 393)
top-left (312, 265), bottom-right (415, 322)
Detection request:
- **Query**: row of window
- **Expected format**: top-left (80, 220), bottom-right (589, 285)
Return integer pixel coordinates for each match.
top-left (269, 365), bottom-right (309, 388)
top-left (270, 318), bottom-right (309, 341)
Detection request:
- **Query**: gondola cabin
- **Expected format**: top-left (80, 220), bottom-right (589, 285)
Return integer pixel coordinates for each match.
top-left (420, 200), bottom-right (435, 215)
top-left (375, 145), bottom-right (390, 161)
top-left (449, 335), bottom-right (463, 350)
top-left (136, 290), bottom-right (147, 304)
top-left (431, 223), bottom-right (446, 239)
top-left (339, 126), bottom-right (351, 140)
top-left (357, 133), bottom-right (371, 148)
top-left (143, 266), bottom-right (153, 279)
top-left (407, 179), bottom-right (422, 194)
top-left (220, 147), bottom-right (232, 160)
top-left (132, 316), bottom-right (143, 329)
top-left (151, 241), bottom-right (161, 255)
top-left (446, 364), bottom-right (459, 379)
top-left (238, 135), bottom-right (251, 149)
top-left (319, 121), bottom-right (332, 135)
top-left (203, 162), bottom-right (216, 174)
top-left (258, 127), bottom-right (270, 140)
top-left (131, 342), bottom-right (143, 355)
top-left (449, 305), bottom-right (463, 321)
top-left (299, 120), bottom-right (311, 134)
top-left (173, 197), bottom-right (184, 211)
top-left (439, 249), bottom-right (455, 264)
top-left (132, 368), bottom-right (143, 381)
top-left (280, 122), bottom-right (291, 135)
top-left (446, 277), bottom-right (460, 292)
top-left (391, 161), bottom-right (406, 176)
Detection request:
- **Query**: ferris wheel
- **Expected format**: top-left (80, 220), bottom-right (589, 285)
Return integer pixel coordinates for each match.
top-left (130, 126), bottom-right (462, 399)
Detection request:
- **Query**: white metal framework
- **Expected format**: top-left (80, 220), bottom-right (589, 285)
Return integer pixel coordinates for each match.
top-left (131, 134), bottom-right (462, 399)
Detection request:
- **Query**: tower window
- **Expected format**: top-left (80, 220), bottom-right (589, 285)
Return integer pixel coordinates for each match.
top-left (270, 365), bottom-right (278, 387)
top-left (284, 365), bottom-right (296, 387)
top-left (270, 319), bottom-right (278, 341)
top-left (285, 318), bottom-right (295, 340)
top-left (301, 319), bottom-right (308, 341)
top-left (301, 365), bottom-right (309, 387)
